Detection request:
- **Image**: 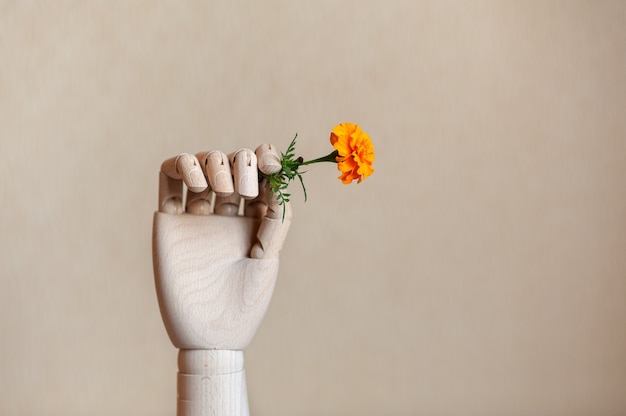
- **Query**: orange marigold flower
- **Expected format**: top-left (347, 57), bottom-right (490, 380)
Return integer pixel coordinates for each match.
top-left (330, 123), bottom-right (375, 184)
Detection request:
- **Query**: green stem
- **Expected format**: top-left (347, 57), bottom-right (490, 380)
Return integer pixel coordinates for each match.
top-left (300, 150), bottom-right (339, 166)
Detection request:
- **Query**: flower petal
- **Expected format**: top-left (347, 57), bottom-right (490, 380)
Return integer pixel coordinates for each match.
top-left (329, 123), bottom-right (375, 185)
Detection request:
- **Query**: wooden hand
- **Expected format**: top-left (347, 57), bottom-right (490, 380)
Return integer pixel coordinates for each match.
top-left (152, 145), bottom-right (292, 415)
top-left (152, 145), bottom-right (291, 350)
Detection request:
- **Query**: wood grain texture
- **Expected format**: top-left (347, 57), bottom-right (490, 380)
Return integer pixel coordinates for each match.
top-left (203, 150), bottom-right (234, 197)
top-left (152, 212), bottom-right (280, 350)
top-left (255, 144), bottom-right (282, 174)
top-left (230, 149), bottom-right (258, 200)
top-left (153, 209), bottom-right (289, 415)
top-left (177, 350), bottom-right (249, 416)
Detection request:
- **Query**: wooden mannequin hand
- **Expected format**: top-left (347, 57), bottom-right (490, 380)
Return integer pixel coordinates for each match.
top-left (152, 146), bottom-right (292, 350)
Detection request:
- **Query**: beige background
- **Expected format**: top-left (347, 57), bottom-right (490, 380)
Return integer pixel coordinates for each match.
top-left (1, 1), bottom-right (625, 415)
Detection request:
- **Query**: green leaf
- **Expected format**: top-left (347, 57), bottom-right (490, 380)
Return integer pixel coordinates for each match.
top-left (297, 173), bottom-right (307, 203)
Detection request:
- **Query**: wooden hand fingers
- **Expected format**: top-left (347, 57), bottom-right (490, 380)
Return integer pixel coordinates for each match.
top-left (158, 145), bottom-right (282, 218)
top-left (255, 144), bottom-right (281, 174)
top-left (159, 154), bottom-right (206, 213)
top-left (201, 151), bottom-right (233, 196)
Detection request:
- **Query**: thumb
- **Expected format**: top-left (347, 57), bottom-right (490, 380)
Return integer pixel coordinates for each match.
top-left (250, 201), bottom-right (292, 259)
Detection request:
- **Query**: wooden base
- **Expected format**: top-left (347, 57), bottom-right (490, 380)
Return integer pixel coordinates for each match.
top-left (177, 350), bottom-right (249, 416)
